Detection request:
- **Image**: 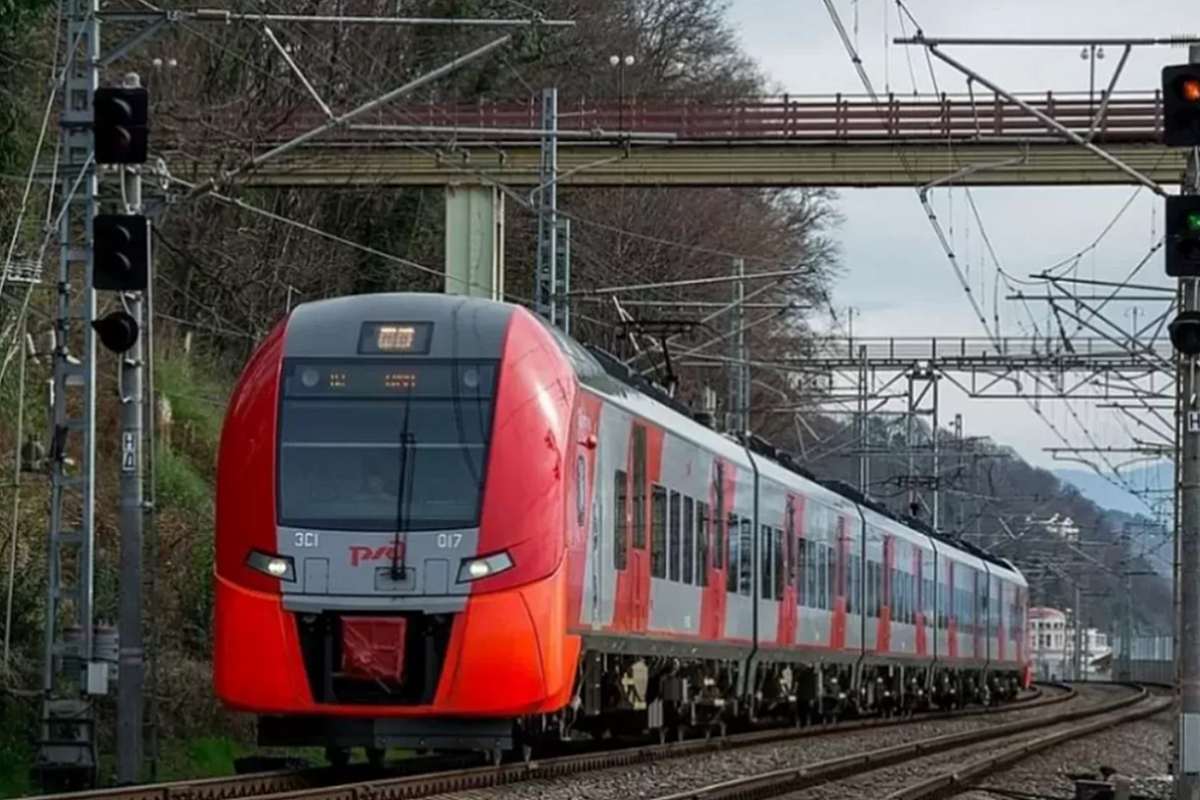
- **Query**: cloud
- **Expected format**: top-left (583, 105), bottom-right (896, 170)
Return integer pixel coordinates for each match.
top-left (725, 0), bottom-right (1185, 468)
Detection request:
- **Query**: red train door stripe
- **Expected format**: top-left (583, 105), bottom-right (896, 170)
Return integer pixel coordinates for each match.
top-left (776, 494), bottom-right (799, 647)
top-left (831, 517), bottom-right (848, 651)
top-left (566, 394), bottom-right (602, 628)
top-left (947, 561), bottom-right (958, 659)
top-left (998, 581), bottom-right (1007, 662)
top-left (974, 571), bottom-right (983, 661)
top-left (914, 546), bottom-right (926, 657)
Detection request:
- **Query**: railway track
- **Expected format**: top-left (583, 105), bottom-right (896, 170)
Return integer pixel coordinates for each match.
top-left (640, 682), bottom-right (1168, 800)
top-left (27, 684), bottom-right (1071, 800)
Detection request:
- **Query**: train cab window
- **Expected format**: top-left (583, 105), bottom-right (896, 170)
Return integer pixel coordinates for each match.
top-left (683, 497), bottom-right (695, 585)
top-left (277, 359), bottom-right (497, 532)
top-left (614, 470), bottom-right (628, 570)
top-left (760, 525), bottom-right (773, 600)
top-left (696, 501), bottom-right (710, 587)
top-left (651, 484), bottom-right (667, 579)
top-left (740, 519), bottom-right (753, 597)
top-left (669, 490), bottom-right (682, 582)
top-left (726, 515), bottom-right (740, 593)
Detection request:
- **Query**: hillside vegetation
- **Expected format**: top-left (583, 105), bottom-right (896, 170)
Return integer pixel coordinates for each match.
top-left (0, 0), bottom-right (1173, 790)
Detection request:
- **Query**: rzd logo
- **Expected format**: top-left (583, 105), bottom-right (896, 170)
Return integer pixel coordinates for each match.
top-left (349, 544), bottom-right (404, 567)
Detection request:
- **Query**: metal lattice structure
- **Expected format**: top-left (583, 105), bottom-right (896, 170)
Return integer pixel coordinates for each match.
top-left (35, 0), bottom-right (106, 791)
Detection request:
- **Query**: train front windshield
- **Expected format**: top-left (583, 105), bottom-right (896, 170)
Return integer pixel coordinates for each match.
top-left (276, 360), bottom-right (498, 532)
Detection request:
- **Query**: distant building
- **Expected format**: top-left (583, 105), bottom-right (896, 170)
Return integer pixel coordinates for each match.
top-left (1027, 606), bottom-right (1112, 680)
top-left (1023, 513), bottom-right (1081, 544)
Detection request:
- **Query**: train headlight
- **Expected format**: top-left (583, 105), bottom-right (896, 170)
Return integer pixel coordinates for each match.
top-left (457, 551), bottom-right (514, 583)
top-left (246, 549), bottom-right (296, 582)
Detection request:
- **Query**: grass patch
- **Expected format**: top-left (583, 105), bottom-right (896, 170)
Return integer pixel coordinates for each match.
top-left (156, 442), bottom-right (212, 518)
top-left (155, 736), bottom-right (248, 781)
top-left (154, 347), bottom-right (228, 455)
top-left (0, 696), bottom-right (36, 799)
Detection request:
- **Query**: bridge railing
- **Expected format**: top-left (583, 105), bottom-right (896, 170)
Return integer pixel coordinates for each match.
top-left (259, 91), bottom-right (1165, 143)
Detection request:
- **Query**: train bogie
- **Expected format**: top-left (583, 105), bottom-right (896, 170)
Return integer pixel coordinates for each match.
top-left (213, 293), bottom-right (1031, 761)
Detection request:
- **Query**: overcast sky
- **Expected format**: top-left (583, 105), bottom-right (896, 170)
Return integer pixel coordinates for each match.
top-left (723, 0), bottom-right (1188, 489)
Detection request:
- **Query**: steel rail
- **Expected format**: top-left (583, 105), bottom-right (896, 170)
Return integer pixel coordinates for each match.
top-left (644, 682), bottom-right (1146, 800)
top-left (22, 685), bottom-right (1072, 800)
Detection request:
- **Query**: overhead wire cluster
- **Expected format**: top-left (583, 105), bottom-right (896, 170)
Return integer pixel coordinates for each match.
top-left (821, 0), bottom-right (1172, 528)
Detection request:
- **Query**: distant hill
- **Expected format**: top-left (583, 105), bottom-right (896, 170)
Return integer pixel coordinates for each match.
top-left (1053, 462), bottom-right (1173, 517)
top-left (1054, 461), bottom-right (1174, 578)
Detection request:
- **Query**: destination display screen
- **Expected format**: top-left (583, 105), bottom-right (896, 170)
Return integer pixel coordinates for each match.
top-left (283, 361), bottom-right (496, 398)
top-left (357, 321), bottom-right (434, 355)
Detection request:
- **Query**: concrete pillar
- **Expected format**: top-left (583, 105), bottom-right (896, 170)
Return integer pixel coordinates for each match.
top-left (444, 185), bottom-right (505, 299)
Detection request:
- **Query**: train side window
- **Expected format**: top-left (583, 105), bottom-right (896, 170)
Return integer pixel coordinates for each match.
top-left (740, 519), bottom-right (753, 597)
top-left (796, 532), bottom-right (807, 608)
top-left (614, 469), bottom-right (628, 570)
top-left (777, 527), bottom-right (787, 597)
top-left (774, 527), bottom-right (784, 600)
top-left (726, 515), bottom-right (740, 593)
top-left (651, 484), bottom-right (667, 579)
top-left (868, 563), bottom-right (878, 618)
top-left (713, 508), bottom-right (725, 571)
top-left (889, 565), bottom-right (897, 620)
top-left (669, 490), bottom-right (682, 582)
top-left (683, 496), bottom-right (695, 585)
top-left (631, 425), bottom-right (647, 550)
top-left (815, 539), bottom-right (824, 610)
top-left (760, 524), bottom-right (773, 600)
top-left (820, 543), bottom-right (830, 610)
top-left (696, 500), bottom-right (710, 587)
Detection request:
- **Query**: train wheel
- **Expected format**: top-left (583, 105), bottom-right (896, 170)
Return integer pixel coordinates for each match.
top-left (365, 747), bottom-right (386, 769)
top-left (325, 747), bottom-right (351, 768)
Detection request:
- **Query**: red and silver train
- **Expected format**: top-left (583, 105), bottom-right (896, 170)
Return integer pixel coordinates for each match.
top-left (213, 292), bottom-right (1032, 765)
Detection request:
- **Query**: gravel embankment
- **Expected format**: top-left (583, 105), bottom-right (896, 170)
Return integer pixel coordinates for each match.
top-left (955, 705), bottom-right (1174, 800)
top-left (423, 684), bottom-right (1119, 800)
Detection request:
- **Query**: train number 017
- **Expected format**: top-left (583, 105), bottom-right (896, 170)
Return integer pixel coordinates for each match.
top-left (437, 533), bottom-right (463, 549)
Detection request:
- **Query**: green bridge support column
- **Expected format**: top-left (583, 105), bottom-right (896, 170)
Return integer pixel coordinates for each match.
top-left (444, 185), bottom-right (505, 299)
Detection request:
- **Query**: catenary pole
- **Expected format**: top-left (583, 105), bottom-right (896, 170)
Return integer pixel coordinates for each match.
top-left (115, 72), bottom-right (147, 785)
top-left (1175, 43), bottom-right (1200, 800)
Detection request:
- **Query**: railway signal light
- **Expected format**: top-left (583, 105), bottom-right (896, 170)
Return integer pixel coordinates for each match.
top-left (1165, 195), bottom-right (1200, 278)
top-left (1170, 310), bottom-right (1200, 357)
top-left (92, 311), bottom-right (139, 354)
top-left (93, 214), bottom-right (149, 291)
top-left (1161, 63), bottom-right (1200, 147)
top-left (94, 86), bottom-right (149, 165)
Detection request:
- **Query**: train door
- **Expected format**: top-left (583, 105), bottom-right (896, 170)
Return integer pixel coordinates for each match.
top-left (588, 446), bottom-right (604, 626)
top-left (630, 423), bottom-right (650, 633)
top-left (777, 496), bottom-right (798, 646)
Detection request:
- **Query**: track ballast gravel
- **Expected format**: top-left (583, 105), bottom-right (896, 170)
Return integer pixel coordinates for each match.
top-left (420, 684), bottom-right (1111, 800)
top-left (955, 700), bottom-right (1174, 800)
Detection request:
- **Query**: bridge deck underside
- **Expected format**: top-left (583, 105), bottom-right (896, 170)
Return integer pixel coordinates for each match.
top-left (169, 140), bottom-right (1183, 188)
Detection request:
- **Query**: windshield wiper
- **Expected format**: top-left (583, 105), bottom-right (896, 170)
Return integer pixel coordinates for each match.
top-left (392, 401), bottom-right (417, 582)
